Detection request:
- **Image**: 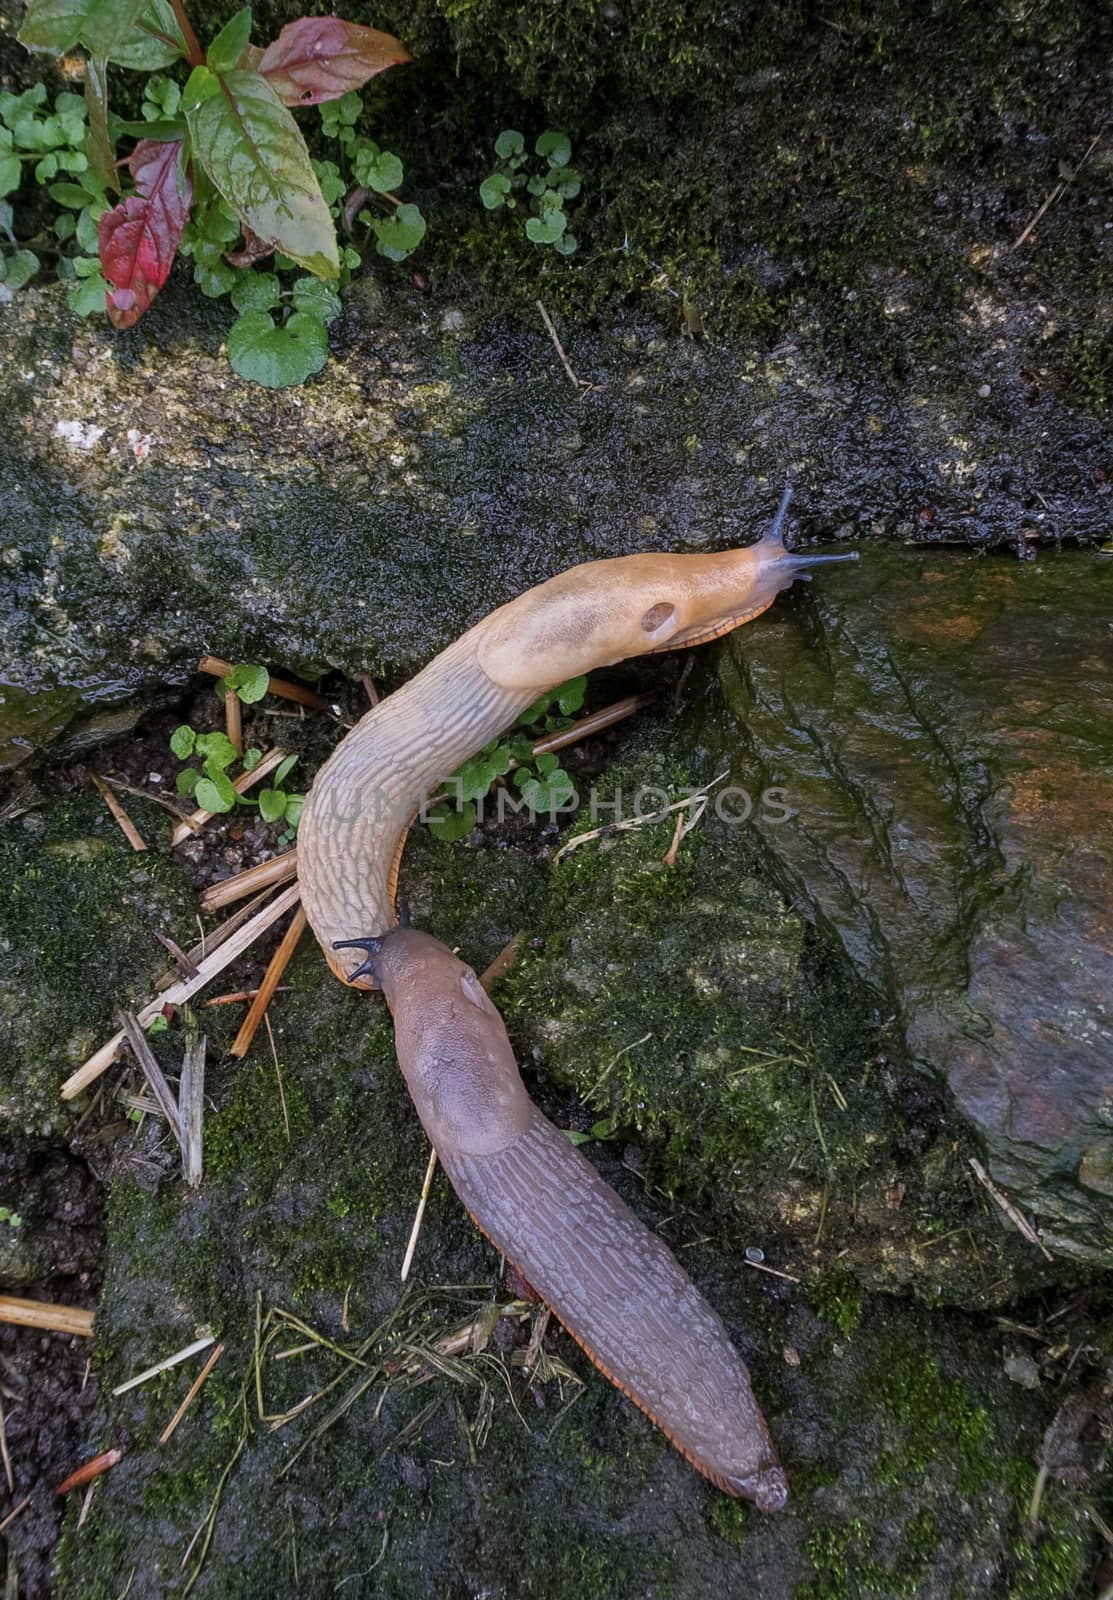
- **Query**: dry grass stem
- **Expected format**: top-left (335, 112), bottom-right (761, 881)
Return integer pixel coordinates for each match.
top-left (112, 1334), bottom-right (216, 1397)
top-left (159, 1344), bottom-right (225, 1444)
top-left (90, 771), bottom-right (147, 851)
top-left (63, 883), bottom-right (302, 1099)
top-left (199, 850), bottom-right (298, 913)
top-left (229, 905), bottom-right (308, 1059)
top-left (0, 1296), bottom-right (93, 1338)
top-left (198, 656), bottom-right (330, 712)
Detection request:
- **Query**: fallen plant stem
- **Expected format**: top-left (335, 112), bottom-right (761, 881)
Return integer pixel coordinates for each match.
top-left (968, 1157), bottom-right (1054, 1260)
top-left (90, 771), bottom-right (147, 851)
top-left (112, 1334), bottom-right (216, 1397)
top-left (229, 904), bottom-right (308, 1059)
top-left (159, 1343), bottom-right (225, 1445)
top-left (536, 298), bottom-right (589, 389)
top-left (0, 1296), bottom-right (94, 1338)
top-left (155, 885), bottom-right (283, 989)
top-left (401, 1147), bottom-right (439, 1283)
top-left (55, 1449), bottom-right (121, 1495)
top-left (225, 689), bottom-right (242, 757)
top-left (555, 771), bottom-right (728, 863)
top-left (199, 850), bottom-right (298, 913)
top-left (118, 1009), bottom-right (183, 1147)
top-left (63, 882), bottom-right (302, 1099)
top-left (0, 1497), bottom-right (30, 1535)
top-left (204, 986), bottom-right (291, 1006)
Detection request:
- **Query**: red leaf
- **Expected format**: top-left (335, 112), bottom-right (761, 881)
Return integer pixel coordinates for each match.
top-left (98, 140), bottom-right (192, 330)
top-left (257, 17), bottom-right (411, 107)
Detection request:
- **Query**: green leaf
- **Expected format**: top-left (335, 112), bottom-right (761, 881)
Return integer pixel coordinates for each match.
top-left (535, 130), bottom-right (571, 167)
top-left (242, 746), bottom-right (262, 771)
top-left (553, 232), bottom-right (578, 256)
top-left (494, 129), bottom-right (524, 160)
top-left (81, 0), bottom-right (151, 60)
top-left (535, 752), bottom-right (559, 777)
top-left (1, 249), bottom-right (38, 291)
top-left (224, 660), bottom-right (270, 701)
top-left (426, 801), bottom-right (477, 842)
top-left (208, 6), bottom-right (252, 72)
top-left (53, 212), bottom-right (76, 240)
top-left (146, 1013), bottom-right (169, 1035)
top-left (227, 308), bottom-right (329, 388)
top-left (48, 181), bottom-right (92, 208)
top-left (526, 210), bottom-right (566, 246)
top-left (195, 772), bottom-right (236, 813)
top-left (282, 794), bottom-right (303, 831)
top-left (112, 2), bottom-right (185, 70)
top-left (354, 144), bottom-right (402, 193)
top-left (516, 766), bottom-right (575, 812)
top-left (274, 752), bottom-right (299, 786)
top-left (291, 275), bottom-right (341, 324)
top-left (480, 173), bottom-right (511, 210)
top-left (67, 269), bottom-right (107, 314)
top-left (0, 152), bottom-right (20, 198)
top-left (186, 69), bottom-right (340, 278)
top-left (195, 730), bottom-right (238, 769)
top-left (550, 167), bottom-right (581, 200)
top-left (370, 201), bottom-right (425, 262)
top-left (312, 159), bottom-right (345, 207)
top-left (229, 272), bottom-right (281, 313)
top-left (18, 0), bottom-right (89, 53)
top-left (258, 787), bottom-right (287, 823)
top-left (452, 742), bottom-right (511, 803)
top-left (564, 1129), bottom-right (592, 1146)
top-left (181, 66), bottom-right (222, 112)
top-left (175, 767), bottom-right (200, 796)
top-left (169, 724), bottom-right (196, 758)
top-left (555, 675), bottom-right (587, 714)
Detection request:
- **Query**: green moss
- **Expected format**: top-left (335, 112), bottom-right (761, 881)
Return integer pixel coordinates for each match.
top-left (813, 1270), bottom-right (863, 1339)
top-left (0, 797), bottom-right (195, 1143)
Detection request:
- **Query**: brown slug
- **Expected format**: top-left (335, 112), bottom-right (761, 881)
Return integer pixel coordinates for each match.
top-left (333, 925), bottom-right (790, 1512)
top-left (297, 484), bottom-right (856, 1504)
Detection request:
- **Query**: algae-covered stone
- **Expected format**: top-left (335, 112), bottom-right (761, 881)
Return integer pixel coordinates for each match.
top-left (0, 795), bottom-right (196, 1144)
top-left (54, 831), bottom-right (1103, 1600)
top-left (703, 547), bottom-right (1113, 1264)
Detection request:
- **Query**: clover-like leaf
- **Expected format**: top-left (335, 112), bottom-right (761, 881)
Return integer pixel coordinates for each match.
top-left (258, 787), bottom-right (287, 823)
top-left (224, 660), bottom-right (270, 701)
top-left (480, 173), bottom-right (512, 210)
top-left (195, 730), bottom-right (239, 770)
top-left (525, 209), bottom-right (566, 245)
top-left (494, 130), bottom-right (524, 160)
top-left (0, 249), bottom-right (38, 292)
top-left (169, 724), bottom-right (196, 758)
top-left (426, 801), bottom-right (477, 842)
top-left (535, 130), bottom-right (572, 167)
top-left (370, 202), bottom-right (425, 262)
top-left (195, 772), bottom-right (237, 813)
top-left (292, 275), bottom-right (341, 324)
top-left (175, 767), bottom-right (200, 796)
top-left (229, 271), bottom-right (282, 313)
top-left (68, 267), bottom-right (109, 314)
top-left (227, 307), bottom-right (328, 388)
top-left (354, 145), bottom-right (402, 194)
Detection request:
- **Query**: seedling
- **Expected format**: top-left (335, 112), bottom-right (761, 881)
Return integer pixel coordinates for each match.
top-left (480, 129), bottom-right (581, 255)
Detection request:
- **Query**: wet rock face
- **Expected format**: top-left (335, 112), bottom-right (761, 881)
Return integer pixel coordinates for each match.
top-left (705, 546), bottom-right (1113, 1261)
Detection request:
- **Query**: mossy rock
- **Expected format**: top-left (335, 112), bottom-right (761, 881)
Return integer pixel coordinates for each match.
top-left (0, 795), bottom-right (195, 1146)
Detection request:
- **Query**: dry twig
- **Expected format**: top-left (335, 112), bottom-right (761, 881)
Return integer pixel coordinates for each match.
top-left (199, 657), bottom-right (330, 712)
top-left (0, 1296), bottom-right (93, 1338)
top-left (159, 1344), bottom-right (225, 1445)
top-left (229, 905), bottom-right (308, 1059)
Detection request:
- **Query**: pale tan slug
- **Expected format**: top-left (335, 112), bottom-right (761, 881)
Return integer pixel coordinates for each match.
top-left (297, 485), bottom-right (856, 1506)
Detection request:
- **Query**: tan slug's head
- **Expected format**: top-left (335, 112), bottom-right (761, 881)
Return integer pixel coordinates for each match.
top-left (476, 484), bottom-right (859, 693)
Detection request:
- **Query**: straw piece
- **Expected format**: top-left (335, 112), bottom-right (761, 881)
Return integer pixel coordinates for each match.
top-left (179, 1019), bottom-right (206, 1188)
top-left (90, 772), bottom-right (147, 851)
top-left (118, 1010), bottom-right (183, 1148)
top-left (199, 850), bottom-right (298, 913)
top-left (62, 883), bottom-right (303, 1100)
top-left (158, 1343), bottom-right (224, 1445)
top-left (55, 1449), bottom-right (120, 1495)
top-left (0, 1296), bottom-right (94, 1338)
top-left (229, 905), bottom-right (307, 1059)
top-left (154, 886), bottom-right (278, 991)
top-left (112, 1334), bottom-right (216, 1397)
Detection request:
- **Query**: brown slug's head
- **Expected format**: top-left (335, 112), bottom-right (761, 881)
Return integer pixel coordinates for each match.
top-left (476, 484), bottom-right (858, 693)
top-left (332, 921), bottom-right (437, 1002)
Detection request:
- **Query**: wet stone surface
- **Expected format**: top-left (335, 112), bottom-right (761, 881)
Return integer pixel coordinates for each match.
top-left (702, 545), bottom-right (1113, 1264)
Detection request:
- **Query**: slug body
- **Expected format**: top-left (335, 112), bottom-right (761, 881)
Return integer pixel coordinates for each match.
top-left (298, 499), bottom-right (855, 983)
top-left (344, 926), bottom-right (789, 1513)
top-left (299, 490), bottom-right (856, 1503)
